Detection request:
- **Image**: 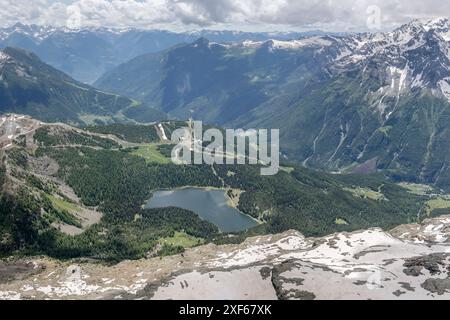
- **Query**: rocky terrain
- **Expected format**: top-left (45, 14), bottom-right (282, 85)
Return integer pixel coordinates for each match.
top-left (0, 114), bottom-right (42, 150)
top-left (1, 215), bottom-right (450, 300)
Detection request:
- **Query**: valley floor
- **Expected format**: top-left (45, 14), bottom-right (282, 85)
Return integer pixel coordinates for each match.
top-left (1, 214), bottom-right (450, 300)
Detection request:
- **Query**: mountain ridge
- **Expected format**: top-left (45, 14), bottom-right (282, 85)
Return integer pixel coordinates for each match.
top-left (0, 47), bottom-right (165, 125)
top-left (96, 18), bottom-right (450, 190)
top-left (0, 23), bottom-right (331, 83)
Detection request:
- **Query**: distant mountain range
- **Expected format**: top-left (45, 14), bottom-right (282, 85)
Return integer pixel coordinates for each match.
top-left (0, 23), bottom-right (328, 83)
top-left (96, 18), bottom-right (450, 190)
top-left (0, 47), bottom-right (165, 125)
top-left (3, 18), bottom-right (450, 189)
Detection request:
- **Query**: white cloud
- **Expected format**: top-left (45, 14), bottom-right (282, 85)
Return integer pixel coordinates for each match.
top-left (0, 0), bottom-right (49, 25)
top-left (0, 0), bottom-right (450, 31)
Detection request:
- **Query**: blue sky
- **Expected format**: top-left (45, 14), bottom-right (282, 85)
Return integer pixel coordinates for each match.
top-left (1, 0), bottom-right (449, 32)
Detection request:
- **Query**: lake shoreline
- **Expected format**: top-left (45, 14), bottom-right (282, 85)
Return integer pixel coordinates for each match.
top-left (144, 186), bottom-right (263, 231)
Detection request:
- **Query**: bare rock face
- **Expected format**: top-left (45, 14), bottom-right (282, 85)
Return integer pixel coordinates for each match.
top-left (421, 278), bottom-right (450, 295)
top-left (403, 254), bottom-right (450, 277)
top-left (1, 215), bottom-right (450, 300)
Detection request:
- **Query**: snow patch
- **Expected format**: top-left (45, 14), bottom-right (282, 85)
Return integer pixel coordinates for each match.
top-left (0, 51), bottom-right (9, 62)
top-left (0, 291), bottom-right (20, 300)
top-left (424, 17), bottom-right (450, 41)
top-left (242, 37), bottom-right (332, 51)
top-left (388, 65), bottom-right (409, 94)
top-left (438, 77), bottom-right (450, 101)
top-left (157, 123), bottom-right (168, 141)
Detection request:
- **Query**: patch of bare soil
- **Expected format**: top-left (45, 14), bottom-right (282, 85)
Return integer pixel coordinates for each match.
top-left (0, 260), bottom-right (45, 284)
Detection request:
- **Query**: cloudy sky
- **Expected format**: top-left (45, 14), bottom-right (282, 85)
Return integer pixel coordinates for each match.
top-left (0, 0), bottom-right (449, 32)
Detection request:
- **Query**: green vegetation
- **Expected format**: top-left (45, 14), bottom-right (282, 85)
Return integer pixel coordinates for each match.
top-left (36, 146), bottom-right (221, 218)
top-left (343, 187), bottom-right (386, 201)
top-left (280, 166), bottom-right (295, 174)
top-left (335, 218), bottom-right (349, 225)
top-left (160, 231), bottom-right (204, 248)
top-left (47, 194), bottom-right (81, 214)
top-left (0, 190), bottom-right (46, 256)
top-left (26, 175), bottom-right (55, 194)
top-left (0, 47), bottom-right (164, 125)
top-left (6, 148), bottom-right (28, 169)
top-left (399, 183), bottom-right (435, 195)
top-left (83, 37), bottom-right (450, 192)
top-left (426, 196), bottom-right (450, 216)
top-left (42, 194), bottom-right (82, 228)
top-left (157, 144), bottom-right (177, 158)
top-left (0, 144), bottom-right (221, 260)
top-left (85, 124), bottom-right (161, 143)
top-left (1, 181), bottom-right (218, 260)
top-left (131, 144), bottom-right (171, 164)
top-left (0, 163), bottom-right (5, 190)
top-left (215, 165), bottom-right (427, 236)
top-left (38, 207), bottom-right (218, 261)
top-left (378, 126), bottom-right (393, 136)
top-left (35, 127), bottom-right (120, 149)
top-left (0, 122), bottom-right (439, 262)
top-left (14, 136), bottom-right (27, 148)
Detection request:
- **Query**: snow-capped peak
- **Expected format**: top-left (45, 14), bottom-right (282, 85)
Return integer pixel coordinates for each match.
top-left (0, 23), bottom-right (58, 42)
top-left (331, 18), bottom-right (450, 104)
top-left (241, 36), bottom-right (334, 51)
top-left (0, 51), bottom-right (9, 61)
top-left (0, 23), bottom-right (135, 42)
top-left (423, 17), bottom-right (450, 30)
top-left (0, 50), bottom-right (10, 67)
top-left (388, 19), bottom-right (428, 45)
top-left (423, 17), bottom-right (450, 41)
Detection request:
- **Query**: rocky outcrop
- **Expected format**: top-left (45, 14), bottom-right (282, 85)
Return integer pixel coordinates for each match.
top-left (1, 214), bottom-right (450, 300)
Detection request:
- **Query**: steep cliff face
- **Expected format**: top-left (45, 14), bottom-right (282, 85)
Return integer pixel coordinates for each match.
top-left (2, 215), bottom-right (450, 300)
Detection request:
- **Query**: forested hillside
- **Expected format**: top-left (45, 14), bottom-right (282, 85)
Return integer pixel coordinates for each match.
top-left (0, 47), bottom-right (165, 125)
top-left (2, 120), bottom-right (446, 262)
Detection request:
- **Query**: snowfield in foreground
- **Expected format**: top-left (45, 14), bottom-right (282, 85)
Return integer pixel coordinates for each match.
top-left (1, 215), bottom-right (450, 300)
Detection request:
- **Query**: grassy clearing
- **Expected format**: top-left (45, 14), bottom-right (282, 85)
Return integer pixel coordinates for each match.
top-left (46, 195), bottom-right (83, 228)
top-left (426, 197), bottom-right (450, 215)
top-left (280, 166), bottom-right (295, 173)
top-left (344, 187), bottom-right (386, 201)
top-left (159, 232), bottom-right (204, 248)
top-left (398, 183), bottom-right (434, 195)
top-left (378, 126), bottom-right (393, 136)
top-left (48, 195), bottom-right (82, 213)
top-left (227, 171), bottom-right (236, 177)
top-left (132, 144), bottom-right (170, 164)
top-left (78, 115), bottom-right (114, 125)
top-left (335, 218), bottom-right (349, 225)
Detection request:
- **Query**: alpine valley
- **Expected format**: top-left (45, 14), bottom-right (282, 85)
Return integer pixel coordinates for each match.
top-left (97, 18), bottom-right (450, 191)
top-left (2, 17), bottom-right (450, 300)
top-left (0, 47), bottom-right (165, 125)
